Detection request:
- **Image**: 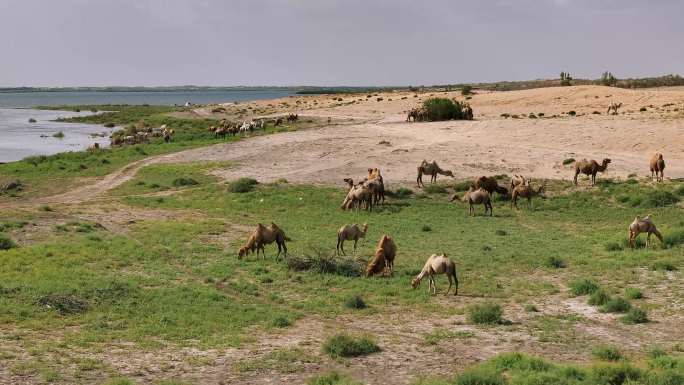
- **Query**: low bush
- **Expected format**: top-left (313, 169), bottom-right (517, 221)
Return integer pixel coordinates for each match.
top-left (455, 368), bottom-right (505, 385)
top-left (390, 187), bottom-right (413, 198)
top-left (103, 122), bottom-right (116, 128)
top-left (600, 297), bottom-right (631, 313)
top-left (172, 177), bottom-right (199, 187)
top-left (424, 184), bottom-right (448, 194)
top-left (306, 371), bottom-right (361, 385)
top-left (0, 234), bottom-right (17, 250)
top-left (53, 131), bottom-right (65, 138)
top-left (651, 260), bottom-right (678, 271)
top-left (545, 256), bottom-right (566, 269)
top-left (345, 295), bottom-right (367, 310)
top-left (270, 315), bottom-right (292, 328)
top-left (663, 229), bottom-right (684, 248)
top-left (568, 111), bottom-right (577, 116)
top-left (322, 334), bottom-right (380, 358)
top-left (468, 303), bottom-right (503, 325)
top-left (569, 279), bottom-right (599, 296)
top-left (624, 288), bottom-right (643, 300)
top-left (36, 294), bottom-right (88, 314)
top-left (562, 158), bottom-right (575, 165)
top-left (588, 289), bottom-right (611, 306)
top-left (228, 178), bottom-right (258, 193)
top-left (621, 308), bottom-right (649, 324)
top-left (421, 225), bottom-right (432, 232)
top-left (422, 98), bottom-right (465, 121)
top-left (286, 253), bottom-right (364, 277)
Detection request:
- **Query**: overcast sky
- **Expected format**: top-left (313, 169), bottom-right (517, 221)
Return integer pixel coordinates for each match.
top-left (1, 0), bottom-right (682, 87)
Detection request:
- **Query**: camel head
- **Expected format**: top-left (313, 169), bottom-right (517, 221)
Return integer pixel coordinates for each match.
top-left (362, 223), bottom-right (368, 233)
top-left (445, 170), bottom-right (455, 177)
top-left (657, 153), bottom-right (664, 160)
top-left (411, 277), bottom-right (421, 289)
top-left (602, 158), bottom-right (612, 166)
top-left (237, 247), bottom-right (247, 259)
top-left (343, 178), bottom-right (354, 187)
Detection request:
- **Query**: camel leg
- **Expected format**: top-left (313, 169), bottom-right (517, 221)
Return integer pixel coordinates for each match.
top-left (336, 238), bottom-right (342, 255)
top-left (574, 171), bottom-right (579, 186)
top-left (528, 197), bottom-right (532, 209)
top-left (446, 275), bottom-right (452, 295)
top-left (417, 173), bottom-right (422, 188)
top-left (628, 230), bottom-right (635, 249)
top-left (646, 232), bottom-right (651, 248)
top-left (452, 272), bottom-right (459, 296)
top-left (353, 239), bottom-right (358, 255)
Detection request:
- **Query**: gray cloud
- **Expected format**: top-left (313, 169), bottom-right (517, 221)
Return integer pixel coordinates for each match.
top-left (1, 0), bottom-right (682, 86)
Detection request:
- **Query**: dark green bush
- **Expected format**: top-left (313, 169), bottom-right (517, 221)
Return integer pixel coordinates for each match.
top-left (461, 85), bottom-right (473, 95)
top-left (0, 234), bottom-right (17, 250)
top-left (228, 178), bottom-right (258, 193)
top-left (455, 368), bottom-right (505, 385)
top-left (545, 256), bottom-right (566, 269)
top-left (422, 98), bottom-right (464, 121)
top-left (390, 187), bottom-right (413, 198)
top-left (270, 315), bottom-right (291, 328)
top-left (468, 303), bottom-right (503, 325)
top-left (424, 184), bottom-right (448, 194)
top-left (172, 177), bottom-right (199, 187)
top-left (568, 111), bottom-right (577, 116)
top-left (570, 279), bottom-right (599, 296)
top-left (621, 308), bottom-right (649, 324)
top-left (345, 295), bottom-right (367, 310)
top-left (590, 363), bottom-right (642, 385)
top-left (322, 334), bottom-right (380, 358)
top-left (651, 260), bottom-right (677, 271)
top-left (624, 288), bottom-right (643, 300)
top-left (642, 191), bottom-right (679, 207)
top-left (600, 297), bottom-right (631, 313)
top-left (421, 225), bottom-right (432, 232)
top-left (588, 289), bottom-right (611, 306)
top-left (562, 158), bottom-right (575, 165)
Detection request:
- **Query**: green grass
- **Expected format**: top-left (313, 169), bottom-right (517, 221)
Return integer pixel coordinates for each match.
top-left (570, 279), bottom-right (599, 296)
top-left (625, 287), bottom-right (643, 300)
top-left (621, 308), bottom-right (649, 324)
top-left (467, 303), bottom-right (503, 325)
top-left (227, 177), bottom-right (259, 193)
top-left (344, 295), bottom-right (367, 309)
top-left (600, 297), bottom-right (631, 313)
top-left (322, 334), bottom-right (380, 358)
top-left (0, 234), bottom-right (17, 250)
top-left (592, 346), bottom-right (624, 361)
top-left (588, 289), bottom-right (610, 306)
top-left (307, 371), bottom-right (362, 385)
top-left (423, 329), bottom-right (474, 345)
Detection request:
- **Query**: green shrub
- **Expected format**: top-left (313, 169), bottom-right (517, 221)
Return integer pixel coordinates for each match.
top-left (590, 363), bottom-right (642, 385)
top-left (642, 191), bottom-right (679, 207)
top-left (675, 185), bottom-right (684, 196)
top-left (322, 334), bottom-right (380, 358)
top-left (172, 177), bottom-right (199, 187)
top-left (423, 98), bottom-right (464, 121)
top-left (568, 111), bottom-right (577, 116)
top-left (461, 85), bottom-right (472, 95)
top-left (52, 131), bottom-right (65, 138)
top-left (453, 181), bottom-right (473, 191)
top-left (103, 122), bottom-right (116, 128)
top-left (28, 118), bottom-right (37, 123)
top-left (468, 303), bottom-right (503, 325)
top-left (270, 315), bottom-right (291, 328)
top-left (490, 352), bottom-right (552, 372)
top-left (391, 187), bottom-right (413, 198)
top-left (306, 371), bottom-right (361, 385)
top-left (421, 225), bottom-right (432, 232)
top-left (286, 253), bottom-right (364, 277)
top-left (640, 107), bottom-right (647, 112)
top-left (345, 295), bottom-right (367, 310)
top-left (588, 289), bottom-right (611, 306)
top-left (605, 241), bottom-right (624, 252)
top-left (495, 229), bottom-right (507, 236)
top-left (651, 260), bottom-right (677, 271)
top-left (570, 279), bottom-right (599, 296)
top-left (545, 256), bottom-right (566, 269)
top-left (39, 205), bottom-right (53, 212)
top-left (562, 158), bottom-right (575, 165)
top-left (455, 368), bottom-right (505, 385)
top-left (663, 230), bottom-right (684, 248)
top-left (0, 234), bottom-right (17, 250)
top-left (624, 288), bottom-right (643, 300)
top-left (601, 297), bottom-right (631, 313)
top-left (228, 178), bottom-right (258, 193)
top-left (621, 308), bottom-right (649, 324)
top-left (424, 184), bottom-right (448, 194)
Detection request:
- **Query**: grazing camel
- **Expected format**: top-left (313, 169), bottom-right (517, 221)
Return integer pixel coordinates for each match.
top-left (341, 178), bottom-right (373, 211)
top-left (509, 174), bottom-right (528, 191)
top-left (628, 214), bottom-right (663, 249)
top-left (237, 222), bottom-right (291, 259)
top-left (406, 108), bottom-right (420, 122)
top-left (363, 169), bottom-right (385, 205)
top-left (411, 254), bottom-right (458, 296)
top-left (336, 223), bottom-right (368, 255)
top-left (573, 158), bottom-right (611, 186)
top-left (650, 153), bottom-right (665, 182)
top-left (463, 187), bottom-right (493, 216)
top-left (417, 160), bottom-right (454, 187)
top-left (365, 234), bottom-right (397, 276)
top-left (511, 183), bottom-right (546, 209)
top-left (607, 102), bottom-right (622, 115)
top-left (475, 176), bottom-right (509, 197)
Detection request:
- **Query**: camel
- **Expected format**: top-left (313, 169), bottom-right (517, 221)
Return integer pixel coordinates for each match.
top-left (407, 108), bottom-right (419, 122)
top-left (336, 223), bottom-right (368, 255)
top-left (607, 102), bottom-right (622, 115)
top-left (462, 103), bottom-right (473, 120)
top-left (417, 160), bottom-right (454, 187)
top-left (237, 222), bottom-right (290, 259)
top-left (628, 214), bottom-right (663, 249)
top-left (463, 187), bottom-right (492, 216)
top-left (341, 178), bottom-right (373, 211)
top-left (411, 254), bottom-right (458, 296)
top-left (475, 176), bottom-right (509, 197)
top-left (511, 183), bottom-right (546, 209)
top-left (365, 234), bottom-right (396, 276)
top-left (287, 113), bottom-right (298, 122)
top-left (509, 174), bottom-right (528, 191)
top-left (87, 143), bottom-right (100, 151)
top-left (650, 153), bottom-right (665, 182)
top-left (573, 158), bottom-right (611, 186)
top-left (363, 169), bottom-right (385, 205)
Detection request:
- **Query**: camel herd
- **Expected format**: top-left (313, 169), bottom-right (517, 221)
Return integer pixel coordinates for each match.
top-left (110, 124), bottom-right (175, 146)
top-left (234, 150), bottom-right (671, 296)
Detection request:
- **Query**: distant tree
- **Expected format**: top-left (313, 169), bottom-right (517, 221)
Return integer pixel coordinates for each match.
top-left (601, 71), bottom-right (618, 86)
top-left (461, 85), bottom-right (472, 95)
top-left (560, 71), bottom-right (573, 86)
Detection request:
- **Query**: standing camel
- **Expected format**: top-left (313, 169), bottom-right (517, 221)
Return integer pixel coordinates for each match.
top-left (341, 178), bottom-right (373, 211)
top-left (650, 153), bottom-right (665, 182)
top-left (336, 223), bottom-right (368, 255)
top-left (628, 214), bottom-right (663, 249)
top-left (237, 222), bottom-right (291, 259)
top-left (475, 176), bottom-right (509, 197)
top-left (511, 183), bottom-right (546, 209)
top-left (463, 186), bottom-right (493, 216)
top-left (607, 102), bottom-right (622, 115)
top-left (411, 254), bottom-right (458, 296)
top-left (573, 158), bottom-right (611, 186)
top-left (417, 160), bottom-right (454, 187)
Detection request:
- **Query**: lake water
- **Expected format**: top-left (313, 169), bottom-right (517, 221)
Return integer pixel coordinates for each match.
top-left (0, 89), bottom-right (295, 163)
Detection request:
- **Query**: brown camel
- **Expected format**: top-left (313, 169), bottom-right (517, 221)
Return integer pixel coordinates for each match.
top-left (463, 187), bottom-right (492, 216)
top-left (475, 176), bottom-right (509, 197)
top-left (417, 160), bottom-right (454, 187)
top-left (237, 222), bottom-right (290, 259)
top-left (628, 214), bottom-right (663, 249)
top-left (607, 102), bottom-right (622, 115)
top-left (573, 158), bottom-right (611, 186)
top-left (336, 223), bottom-right (368, 255)
top-left (511, 183), bottom-right (546, 209)
top-left (509, 174), bottom-right (528, 191)
top-left (411, 253), bottom-right (458, 296)
top-left (650, 153), bottom-right (665, 182)
top-left (365, 234), bottom-right (397, 276)
top-left (341, 178), bottom-right (373, 211)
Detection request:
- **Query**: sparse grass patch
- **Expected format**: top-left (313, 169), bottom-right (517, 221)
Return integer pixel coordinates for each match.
top-left (545, 256), bottom-right (566, 269)
top-left (424, 184), bottom-right (448, 194)
top-left (344, 295), bottom-right (367, 310)
top-left (468, 303), bottom-right (503, 325)
top-left (270, 315), bottom-right (292, 328)
top-left (625, 288), bottom-right (643, 300)
top-left (600, 297), bottom-right (631, 313)
top-left (423, 329), bottom-right (474, 345)
top-left (52, 131), bottom-right (65, 138)
top-left (621, 308), bottom-right (649, 324)
top-left (524, 304), bottom-right (539, 312)
top-left (307, 371), bottom-right (362, 385)
top-left (0, 234), bottom-right (17, 250)
top-left (390, 187), bottom-right (413, 198)
top-left (286, 253), bottom-right (364, 277)
top-left (171, 177), bottom-right (199, 187)
top-left (651, 260), bottom-right (677, 271)
top-left (228, 177), bottom-right (259, 193)
top-left (588, 289), bottom-right (611, 306)
top-left (322, 334), bottom-right (380, 358)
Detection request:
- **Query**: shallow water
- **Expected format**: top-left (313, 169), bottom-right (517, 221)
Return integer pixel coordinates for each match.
top-left (0, 109), bottom-right (111, 163)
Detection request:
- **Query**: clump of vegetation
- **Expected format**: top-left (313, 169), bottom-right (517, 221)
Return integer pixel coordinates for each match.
top-left (468, 303), bottom-right (503, 325)
top-left (422, 98), bottom-right (467, 121)
top-left (570, 279), bottom-right (599, 296)
top-left (621, 308), bottom-right (649, 324)
top-left (500, 113), bottom-right (510, 118)
top-left (560, 71), bottom-right (573, 86)
top-left (270, 315), bottom-right (292, 328)
top-left (421, 225), bottom-right (432, 232)
top-left (52, 131), bottom-right (65, 138)
top-left (453, 181), bottom-right (473, 191)
top-left (545, 256), bottom-right (566, 269)
top-left (495, 229), bottom-right (507, 236)
top-left (322, 334), bottom-right (380, 358)
top-left (562, 158), bottom-right (575, 165)
top-left (306, 371), bottom-right (361, 385)
top-left (588, 289), bottom-right (611, 306)
top-left (36, 294), bottom-right (88, 315)
top-left (227, 177), bottom-right (258, 193)
top-left (390, 187), bottom-right (413, 198)
top-left (528, 113), bottom-right (537, 119)
top-left (524, 304), bottom-right (539, 312)
top-left (643, 190), bottom-right (679, 207)
top-left (345, 295), bottom-right (367, 310)
top-left (286, 253), bottom-right (364, 277)
top-left (0, 234), bottom-right (17, 250)
top-left (103, 122), bottom-right (116, 128)
top-left (600, 297), bottom-right (631, 313)
top-left (640, 107), bottom-right (648, 112)
top-left (625, 288), bottom-right (643, 300)
top-left (28, 118), bottom-right (37, 123)
top-left (567, 110), bottom-right (577, 116)
top-left (651, 260), bottom-right (677, 271)
top-left (172, 177), bottom-right (199, 187)
top-left (39, 205), bottom-right (53, 212)
top-left (461, 85), bottom-right (473, 95)
top-left (592, 345), bottom-right (623, 361)
top-left (424, 184), bottom-right (448, 194)
top-left (601, 71), bottom-right (618, 86)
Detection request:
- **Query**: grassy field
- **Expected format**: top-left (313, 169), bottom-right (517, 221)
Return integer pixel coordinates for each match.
top-left (1, 160), bottom-right (683, 383)
top-left (0, 105), bottom-right (310, 200)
